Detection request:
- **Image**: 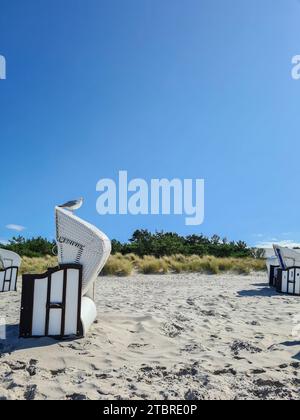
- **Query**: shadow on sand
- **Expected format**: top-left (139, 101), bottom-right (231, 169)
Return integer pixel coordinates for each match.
top-left (237, 285), bottom-right (278, 298)
top-left (251, 283), bottom-right (270, 288)
top-left (279, 341), bottom-right (300, 361)
top-left (280, 340), bottom-right (300, 348)
top-left (293, 352), bottom-right (300, 361)
top-left (0, 324), bottom-right (72, 355)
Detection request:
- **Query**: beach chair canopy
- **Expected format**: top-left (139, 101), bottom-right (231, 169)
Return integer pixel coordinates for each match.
top-left (0, 249), bottom-right (21, 292)
top-left (273, 245), bottom-right (300, 270)
top-left (0, 249), bottom-right (21, 269)
top-left (55, 207), bottom-right (111, 296)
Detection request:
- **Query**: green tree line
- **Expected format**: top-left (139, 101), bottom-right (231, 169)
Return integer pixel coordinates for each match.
top-left (0, 230), bottom-right (264, 259)
top-left (112, 230), bottom-right (263, 258)
top-left (1, 236), bottom-right (56, 257)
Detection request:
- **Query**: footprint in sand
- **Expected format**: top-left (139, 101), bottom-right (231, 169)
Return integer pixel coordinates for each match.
top-left (161, 322), bottom-right (184, 338)
top-left (230, 340), bottom-right (263, 356)
top-left (128, 343), bottom-right (150, 349)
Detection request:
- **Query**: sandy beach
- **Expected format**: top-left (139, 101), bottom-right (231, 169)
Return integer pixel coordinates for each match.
top-left (0, 272), bottom-right (299, 400)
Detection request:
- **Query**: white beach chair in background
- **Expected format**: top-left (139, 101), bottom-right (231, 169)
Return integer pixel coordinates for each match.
top-left (268, 245), bottom-right (300, 296)
top-left (20, 207), bottom-right (111, 338)
top-left (273, 245), bottom-right (300, 270)
top-left (0, 249), bottom-right (21, 292)
top-left (266, 254), bottom-right (279, 288)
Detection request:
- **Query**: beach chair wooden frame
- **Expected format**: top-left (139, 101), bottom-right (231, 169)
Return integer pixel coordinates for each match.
top-left (0, 266), bottom-right (19, 292)
top-left (276, 267), bottom-right (300, 296)
top-left (268, 265), bottom-right (280, 288)
top-left (0, 249), bottom-right (21, 293)
top-left (20, 264), bottom-right (84, 338)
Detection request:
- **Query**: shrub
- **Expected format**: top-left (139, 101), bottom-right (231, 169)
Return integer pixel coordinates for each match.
top-left (232, 263), bottom-right (251, 275)
top-left (102, 256), bottom-right (133, 277)
top-left (138, 258), bottom-right (169, 275)
top-left (20, 256), bottom-right (57, 275)
top-left (167, 259), bottom-right (185, 273)
top-left (111, 230), bottom-right (253, 258)
top-left (3, 236), bottom-right (56, 257)
top-left (17, 254), bottom-right (266, 278)
top-left (218, 258), bottom-right (235, 272)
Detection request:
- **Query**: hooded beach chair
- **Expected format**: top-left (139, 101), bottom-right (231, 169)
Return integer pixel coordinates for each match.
top-left (266, 255), bottom-right (280, 288)
top-left (273, 245), bottom-right (300, 270)
top-left (270, 245), bottom-right (300, 296)
top-left (20, 207), bottom-right (111, 338)
top-left (0, 249), bottom-right (21, 292)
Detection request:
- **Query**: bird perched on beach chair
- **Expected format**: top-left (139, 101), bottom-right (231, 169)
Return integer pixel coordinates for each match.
top-left (59, 198), bottom-right (84, 213)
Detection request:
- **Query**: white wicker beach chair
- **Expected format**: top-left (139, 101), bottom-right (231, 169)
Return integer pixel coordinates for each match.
top-left (20, 207), bottom-right (111, 338)
top-left (0, 249), bottom-right (21, 292)
top-left (268, 245), bottom-right (300, 296)
top-left (273, 245), bottom-right (300, 270)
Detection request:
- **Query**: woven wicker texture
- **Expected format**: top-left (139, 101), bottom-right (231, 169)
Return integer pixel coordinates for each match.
top-left (56, 207), bottom-right (111, 295)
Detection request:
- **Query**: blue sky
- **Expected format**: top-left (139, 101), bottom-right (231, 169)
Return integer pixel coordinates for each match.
top-left (0, 0), bottom-right (300, 246)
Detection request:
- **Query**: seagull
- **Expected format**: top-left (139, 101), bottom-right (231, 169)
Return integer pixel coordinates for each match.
top-left (58, 198), bottom-right (84, 212)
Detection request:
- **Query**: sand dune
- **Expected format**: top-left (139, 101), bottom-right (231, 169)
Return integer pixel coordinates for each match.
top-left (0, 273), bottom-right (299, 400)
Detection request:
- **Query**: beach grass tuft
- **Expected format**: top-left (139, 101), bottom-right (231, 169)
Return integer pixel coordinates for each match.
top-left (102, 255), bottom-right (133, 277)
top-left (122, 254), bottom-right (265, 276)
top-left (19, 254), bottom-right (266, 277)
top-left (138, 257), bottom-right (169, 275)
top-left (20, 256), bottom-right (57, 275)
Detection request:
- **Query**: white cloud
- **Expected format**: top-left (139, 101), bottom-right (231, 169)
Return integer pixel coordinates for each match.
top-left (256, 240), bottom-right (300, 249)
top-left (5, 224), bottom-right (26, 232)
top-left (0, 239), bottom-right (9, 245)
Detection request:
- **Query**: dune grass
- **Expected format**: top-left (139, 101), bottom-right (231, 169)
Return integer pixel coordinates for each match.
top-left (102, 254), bottom-right (133, 277)
top-left (138, 256), bottom-right (169, 275)
top-left (20, 256), bottom-right (58, 275)
top-left (19, 254), bottom-right (266, 277)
